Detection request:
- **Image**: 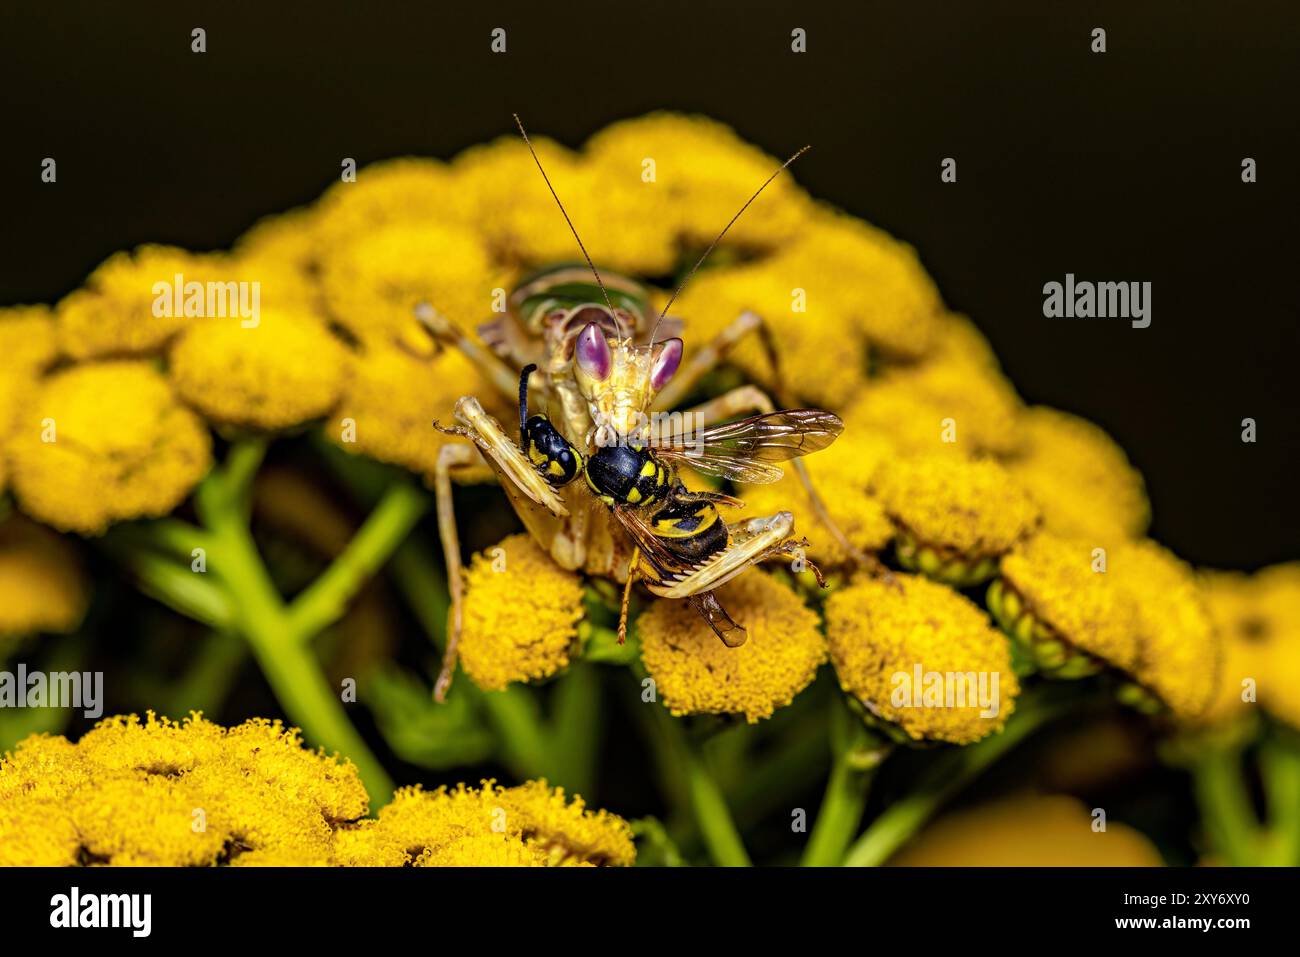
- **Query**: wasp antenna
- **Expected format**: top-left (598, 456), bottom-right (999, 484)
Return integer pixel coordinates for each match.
top-left (650, 144), bottom-right (811, 344)
top-left (518, 362), bottom-right (537, 436)
top-left (513, 114), bottom-right (625, 340)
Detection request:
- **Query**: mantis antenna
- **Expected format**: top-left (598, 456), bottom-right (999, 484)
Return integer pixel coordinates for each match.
top-left (649, 144), bottom-right (811, 345)
top-left (514, 114), bottom-right (626, 340)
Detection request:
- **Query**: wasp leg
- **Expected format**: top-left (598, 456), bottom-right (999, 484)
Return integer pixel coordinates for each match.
top-left (651, 310), bottom-right (789, 412)
top-left (618, 548), bottom-right (641, 646)
top-left (435, 396), bottom-right (570, 517)
top-left (645, 511), bottom-right (806, 600)
top-left (687, 591), bottom-right (749, 647)
top-left (415, 303), bottom-right (521, 400)
top-left (664, 384), bottom-right (887, 578)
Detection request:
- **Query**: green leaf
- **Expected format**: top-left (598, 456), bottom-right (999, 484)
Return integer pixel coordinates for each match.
top-left (368, 665), bottom-right (494, 770)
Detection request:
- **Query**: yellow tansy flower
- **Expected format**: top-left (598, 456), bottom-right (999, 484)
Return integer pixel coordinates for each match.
top-left (847, 355), bottom-right (1024, 456)
top-left (889, 794), bottom-right (1163, 866)
top-left (870, 453), bottom-right (1040, 586)
top-left (1, 306), bottom-right (64, 491)
top-left (637, 571), bottom-right (826, 723)
top-left (54, 245), bottom-right (232, 359)
top-left (327, 343), bottom-right (503, 485)
top-left (776, 207), bottom-right (945, 361)
top-left (232, 208), bottom-right (331, 316)
top-left (674, 262), bottom-right (871, 410)
top-left (9, 361), bottom-right (212, 535)
top-left (71, 773), bottom-right (230, 866)
top-left (320, 219), bottom-right (500, 344)
top-left (1005, 406), bottom-right (1150, 540)
top-left (458, 534), bottom-right (584, 691)
top-left (1200, 563), bottom-right (1300, 730)
top-left (0, 714), bottom-right (371, 866)
top-left (825, 573), bottom-right (1019, 745)
top-left (992, 532), bottom-right (1141, 678)
top-left (929, 312), bottom-right (1002, 370)
top-left (1111, 540), bottom-right (1220, 720)
top-left (342, 780), bottom-right (633, 867)
top-left (0, 795), bottom-right (82, 867)
top-left (0, 305), bottom-right (61, 371)
top-left (585, 112), bottom-right (813, 253)
top-left (310, 157), bottom-right (476, 254)
top-left (738, 428), bottom-right (896, 567)
top-left (452, 135), bottom-right (589, 267)
top-left (169, 308), bottom-right (350, 430)
top-left (500, 779), bottom-right (637, 867)
top-left (0, 516), bottom-right (89, 635)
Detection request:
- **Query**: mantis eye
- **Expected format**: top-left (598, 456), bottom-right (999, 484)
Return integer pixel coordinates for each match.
top-left (649, 337), bottom-right (683, 390)
top-left (576, 322), bottom-right (612, 380)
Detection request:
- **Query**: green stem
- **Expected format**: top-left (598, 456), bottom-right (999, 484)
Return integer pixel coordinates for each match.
top-left (801, 703), bottom-right (889, 866)
top-left (550, 661), bottom-right (601, 797)
top-left (683, 740), bottom-right (751, 866)
top-left (843, 691), bottom-right (1066, 867)
top-left (478, 685), bottom-right (554, 781)
top-left (195, 445), bottom-right (394, 805)
top-left (1261, 738), bottom-right (1300, 866)
top-left (286, 482), bottom-right (429, 639)
top-left (642, 688), bottom-right (750, 866)
top-left (1192, 746), bottom-right (1260, 866)
top-left (389, 536), bottom-right (554, 782)
top-left (105, 539), bottom-right (235, 629)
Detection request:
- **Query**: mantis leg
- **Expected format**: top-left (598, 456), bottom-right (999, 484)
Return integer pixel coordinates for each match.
top-left (416, 303), bottom-right (521, 401)
top-left (431, 396), bottom-right (571, 701)
top-left (432, 441), bottom-right (478, 703)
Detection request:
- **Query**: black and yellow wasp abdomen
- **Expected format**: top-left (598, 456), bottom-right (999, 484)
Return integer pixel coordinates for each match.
top-left (643, 487), bottom-right (730, 565)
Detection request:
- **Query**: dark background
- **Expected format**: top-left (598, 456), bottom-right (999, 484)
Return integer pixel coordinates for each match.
top-left (2, 0), bottom-right (1296, 568)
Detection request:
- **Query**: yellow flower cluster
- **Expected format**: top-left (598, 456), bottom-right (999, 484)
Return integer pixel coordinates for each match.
top-left (890, 794), bottom-right (1163, 866)
top-left (0, 714), bottom-right (633, 867)
top-left (0, 516), bottom-right (89, 635)
top-left (637, 572), bottom-right (825, 723)
top-left (825, 573), bottom-right (1019, 744)
top-left (7, 361), bottom-right (211, 535)
top-left (54, 245), bottom-right (213, 359)
top-left (738, 428), bottom-right (896, 567)
top-left (0, 306), bottom-right (60, 494)
top-left (169, 308), bottom-right (350, 430)
top-left (870, 452), bottom-right (1040, 585)
top-left (1200, 563), bottom-right (1300, 730)
top-left (1112, 540), bottom-right (1220, 720)
top-left (0, 113), bottom-right (1279, 752)
top-left (326, 344), bottom-right (502, 485)
top-left (993, 532), bottom-right (1224, 720)
top-left (1004, 406), bottom-right (1150, 541)
top-left (334, 778), bottom-right (634, 867)
top-left (994, 532), bottom-right (1142, 676)
top-left (458, 534), bottom-right (585, 691)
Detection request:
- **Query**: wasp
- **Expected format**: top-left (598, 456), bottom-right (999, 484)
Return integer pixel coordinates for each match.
top-left (420, 116), bottom-right (860, 700)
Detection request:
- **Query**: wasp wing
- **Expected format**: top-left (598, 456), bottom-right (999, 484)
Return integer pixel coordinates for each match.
top-left (611, 504), bottom-right (683, 580)
top-left (651, 409), bottom-right (843, 484)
